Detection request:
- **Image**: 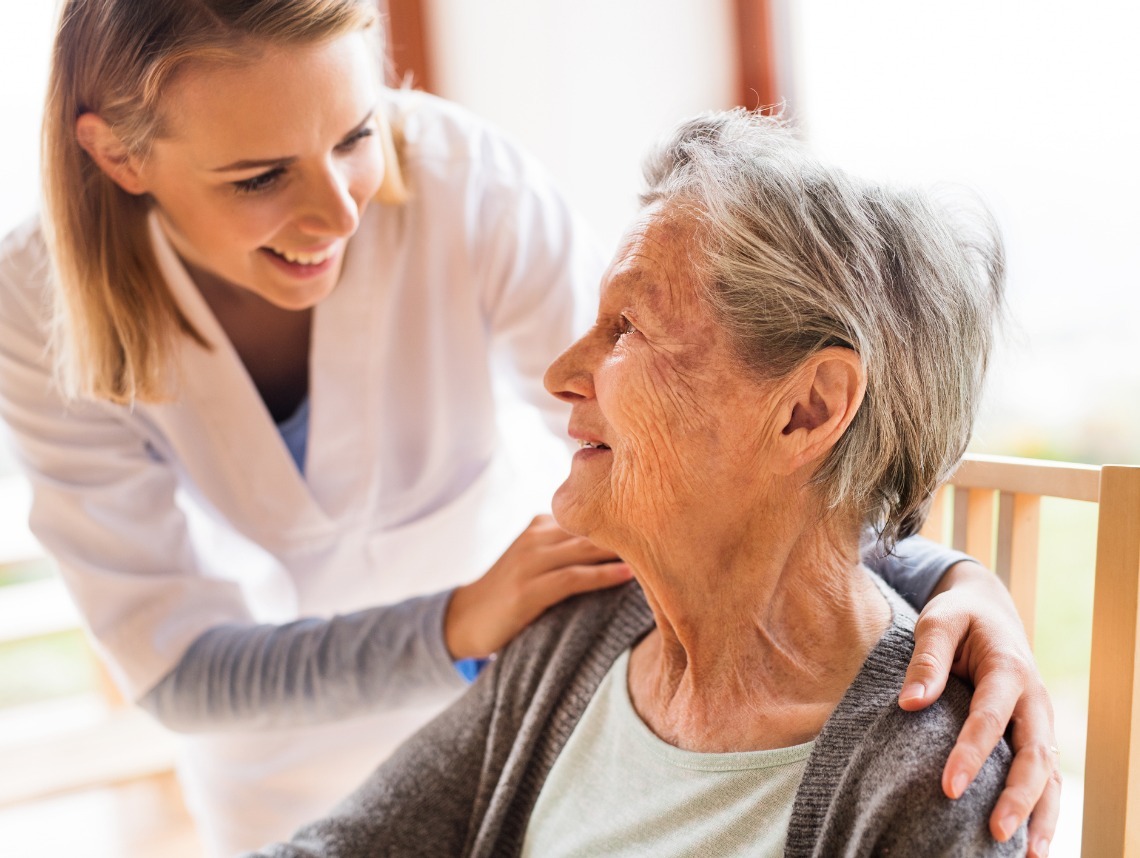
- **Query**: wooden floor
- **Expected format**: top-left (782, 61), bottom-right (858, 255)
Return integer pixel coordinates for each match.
top-left (0, 772), bottom-right (203, 858)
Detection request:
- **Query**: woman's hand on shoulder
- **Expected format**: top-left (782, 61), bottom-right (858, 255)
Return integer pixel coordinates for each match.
top-left (899, 559), bottom-right (1059, 858)
top-left (443, 514), bottom-right (632, 660)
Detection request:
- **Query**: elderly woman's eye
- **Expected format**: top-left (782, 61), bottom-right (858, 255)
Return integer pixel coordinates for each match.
top-left (617, 315), bottom-right (637, 338)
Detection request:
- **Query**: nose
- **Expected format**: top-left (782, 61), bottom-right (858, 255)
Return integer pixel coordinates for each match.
top-left (296, 162), bottom-right (359, 237)
top-left (544, 331), bottom-right (597, 403)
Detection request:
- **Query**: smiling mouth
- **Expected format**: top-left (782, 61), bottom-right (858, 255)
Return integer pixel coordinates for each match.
top-left (263, 246), bottom-right (337, 266)
top-left (579, 440), bottom-right (611, 450)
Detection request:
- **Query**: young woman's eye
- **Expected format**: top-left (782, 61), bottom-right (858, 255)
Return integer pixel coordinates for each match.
top-left (232, 167), bottom-right (285, 195)
top-left (336, 126), bottom-right (375, 152)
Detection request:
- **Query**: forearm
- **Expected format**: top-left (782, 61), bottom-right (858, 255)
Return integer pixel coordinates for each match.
top-left (864, 534), bottom-right (971, 610)
top-left (140, 590), bottom-right (468, 732)
top-left (929, 557), bottom-right (1001, 599)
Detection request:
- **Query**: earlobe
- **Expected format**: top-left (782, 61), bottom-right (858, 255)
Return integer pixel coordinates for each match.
top-left (75, 113), bottom-right (148, 196)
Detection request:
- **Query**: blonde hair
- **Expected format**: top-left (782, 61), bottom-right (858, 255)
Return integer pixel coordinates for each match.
top-left (43, 0), bottom-right (403, 403)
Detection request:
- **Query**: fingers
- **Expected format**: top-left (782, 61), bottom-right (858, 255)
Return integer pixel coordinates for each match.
top-left (498, 562), bottom-right (631, 653)
top-left (942, 670), bottom-right (1019, 800)
top-left (539, 536), bottom-right (621, 569)
top-left (899, 609), bottom-right (961, 711)
top-left (986, 738), bottom-right (1054, 842)
top-left (511, 515), bottom-right (620, 571)
top-left (515, 514), bottom-right (573, 547)
top-left (986, 692), bottom-right (1059, 848)
top-left (942, 672), bottom-right (1059, 852)
top-left (517, 516), bottom-right (615, 555)
top-left (1025, 761), bottom-right (1062, 857)
top-left (446, 515), bottom-right (632, 659)
top-left (530, 561), bottom-right (633, 607)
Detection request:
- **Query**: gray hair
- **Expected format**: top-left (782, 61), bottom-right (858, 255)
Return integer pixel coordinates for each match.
top-left (641, 110), bottom-right (1004, 547)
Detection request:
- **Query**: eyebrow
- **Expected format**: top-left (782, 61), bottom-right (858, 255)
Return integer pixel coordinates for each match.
top-left (209, 107), bottom-right (377, 173)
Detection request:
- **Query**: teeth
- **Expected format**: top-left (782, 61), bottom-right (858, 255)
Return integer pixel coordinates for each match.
top-left (271, 246), bottom-right (335, 265)
top-left (578, 440), bottom-right (608, 449)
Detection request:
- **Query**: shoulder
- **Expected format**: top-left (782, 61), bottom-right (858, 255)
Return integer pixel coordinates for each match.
top-left (383, 88), bottom-right (568, 216)
top-left (504, 579), bottom-right (651, 661)
top-left (0, 215), bottom-right (53, 325)
top-left (0, 215), bottom-right (49, 275)
top-left (788, 583), bottom-right (1025, 856)
top-left (372, 89), bottom-right (602, 297)
top-left (828, 683), bottom-right (1023, 855)
top-left (492, 581), bottom-right (652, 696)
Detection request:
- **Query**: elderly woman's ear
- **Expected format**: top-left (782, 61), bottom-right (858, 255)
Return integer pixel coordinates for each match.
top-left (772, 346), bottom-right (866, 475)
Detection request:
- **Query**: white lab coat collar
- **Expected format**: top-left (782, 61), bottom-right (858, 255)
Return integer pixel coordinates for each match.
top-left (147, 213), bottom-right (346, 538)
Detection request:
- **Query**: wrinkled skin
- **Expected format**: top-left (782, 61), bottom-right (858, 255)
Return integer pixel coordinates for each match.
top-left (547, 209), bottom-right (787, 578)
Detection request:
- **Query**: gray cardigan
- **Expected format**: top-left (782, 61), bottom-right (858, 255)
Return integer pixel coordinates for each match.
top-left (248, 578), bottom-right (1025, 857)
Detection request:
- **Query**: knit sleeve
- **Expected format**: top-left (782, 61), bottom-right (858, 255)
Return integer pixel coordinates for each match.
top-left (241, 655), bottom-right (500, 857)
top-left (785, 608), bottom-right (1026, 858)
top-left (139, 589), bottom-right (469, 732)
top-left (837, 687), bottom-right (1026, 856)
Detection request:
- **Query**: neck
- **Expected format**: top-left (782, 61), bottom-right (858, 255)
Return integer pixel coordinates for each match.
top-left (625, 505), bottom-right (891, 753)
top-left (177, 255), bottom-right (312, 422)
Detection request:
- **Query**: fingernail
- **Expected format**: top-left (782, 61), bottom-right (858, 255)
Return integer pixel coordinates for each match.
top-left (1034, 838), bottom-right (1050, 857)
top-left (998, 814), bottom-right (1020, 841)
top-left (899, 682), bottom-right (925, 704)
top-left (951, 772), bottom-right (968, 798)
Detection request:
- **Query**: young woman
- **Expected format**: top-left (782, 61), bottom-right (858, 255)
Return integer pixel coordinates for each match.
top-left (0, 1), bottom-right (1058, 855)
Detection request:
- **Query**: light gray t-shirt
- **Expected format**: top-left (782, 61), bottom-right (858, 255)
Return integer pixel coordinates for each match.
top-left (522, 649), bottom-right (814, 857)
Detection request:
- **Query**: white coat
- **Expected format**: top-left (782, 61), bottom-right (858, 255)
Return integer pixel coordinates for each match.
top-left (0, 91), bottom-right (606, 854)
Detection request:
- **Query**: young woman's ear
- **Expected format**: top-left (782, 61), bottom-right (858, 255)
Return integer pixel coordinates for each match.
top-left (75, 113), bottom-right (148, 195)
top-left (772, 346), bottom-right (866, 474)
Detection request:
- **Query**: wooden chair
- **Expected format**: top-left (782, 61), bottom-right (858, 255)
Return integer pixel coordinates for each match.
top-left (920, 454), bottom-right (1140, 857)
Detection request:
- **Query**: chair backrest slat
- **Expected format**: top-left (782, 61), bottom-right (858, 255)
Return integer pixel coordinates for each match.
top-left (926, 455), bottom-right (1139, 857)
top-left (921, 486), bottom-right (948, 543)
top-left (1006, 492), bottom-right (1041, 647)
top-left (953, 454), bottom-right (1100, 503)
top-left (965, 488), bottom-right (995, 566)
top-left (951, 487), bottom-right (970, 553)
top-left (1084, 465), bottom-right (1140, 856)
top-left (995, 490), bottom-right (1015, 587)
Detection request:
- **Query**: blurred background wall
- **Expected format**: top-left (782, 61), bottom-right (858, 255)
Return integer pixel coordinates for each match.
top-left (4, 1), bottom-right (1137, 468)
top-left (416, 0), bottom-right (1139, 468)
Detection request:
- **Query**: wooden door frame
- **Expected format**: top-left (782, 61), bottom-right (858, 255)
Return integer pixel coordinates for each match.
top-left (382, 1), bottom-right (780, 108)
top-left (734, 0), bottom-right (781, 110)
top-left (382, 0), bottom-right (435, 91)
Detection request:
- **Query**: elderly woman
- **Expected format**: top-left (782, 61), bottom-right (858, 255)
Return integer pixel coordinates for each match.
top-left (249, 112), bottom-right (1025, 856)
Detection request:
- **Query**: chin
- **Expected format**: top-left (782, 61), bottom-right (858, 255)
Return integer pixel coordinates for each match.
top-left (263, 275), bottom-right (338, 311)
top-left (270, 290), bottom-right (329, 312)
top-left (550, 485), bottom-right (585, 537)
top-left (551, 483), bottom-right (610, 546)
